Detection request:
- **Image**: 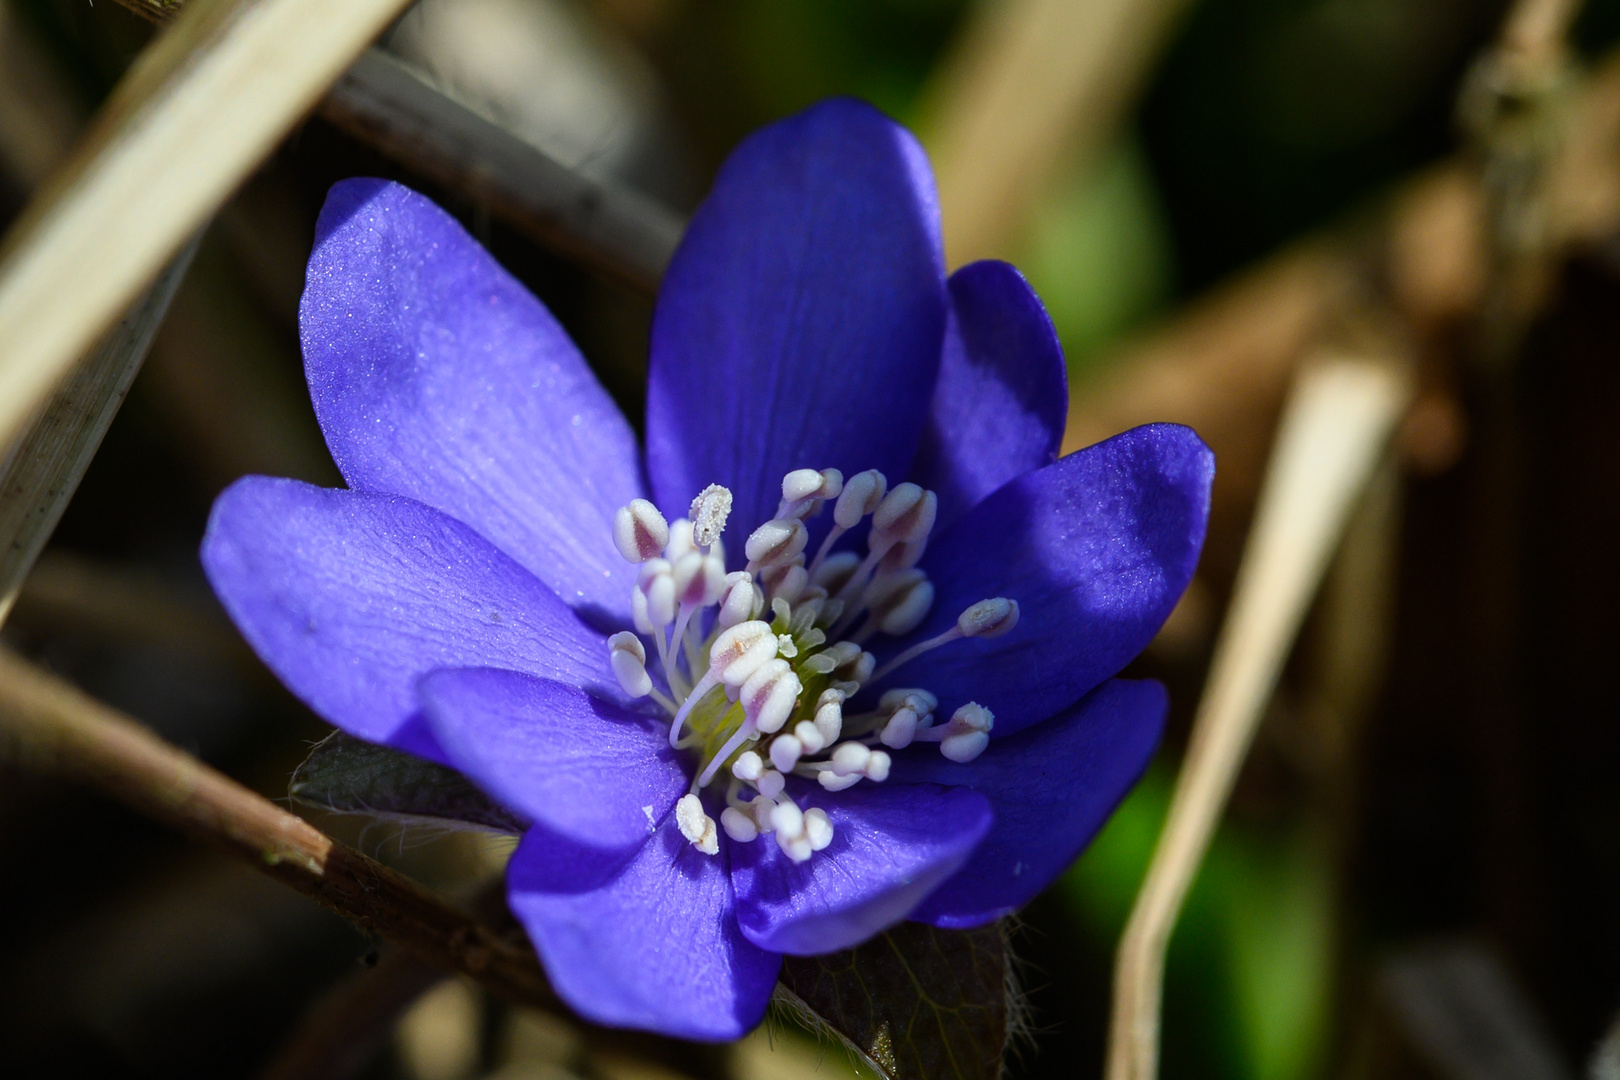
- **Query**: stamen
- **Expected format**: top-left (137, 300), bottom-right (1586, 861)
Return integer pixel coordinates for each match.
top-left (613, 499), bottom-right (669, 563)
top-left (804, 808), bottom-right (834, 851)
top-left (869, 483), bottom-right (937, 555)
top-left (914, 702), bottom-right (995, 762)
top-left (607, 631), bottom-right (652, 698)
top-left (688, 484), bottom-right (733, 547)
top-left (717, 572), bottom-right (762, 630)
top-left (676, 793), bottom-right (719, 855)
top-left (809, 469), bottom-right (886, 574)
top-left (720, 806), bottom-right (758, 842)
top-left (868, 597), bottom-right (1020, 684)
top-left (771, 801), bottom-right (812, 862)
top-left (769, 733), bottom-right (804, 772)
top-left (745, 518), bottom-right (809, 570)
top-left (731, 750), bottom-right (764, 782)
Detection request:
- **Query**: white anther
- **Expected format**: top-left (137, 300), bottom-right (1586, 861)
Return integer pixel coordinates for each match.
top-left (764, 563), bottom-right (809, 604)
top-left (731, 750), bottom-right (764, 783)
top-left (813, 699), bottom-right (843, 746)
top-left (864, 569), bottom-right (935, 637)
top-left (941, 731), bottom-right (989, 762)
top-left (804, 808), bottom-right (834, 851)
top-left (818, 771), bottom-right (862, 792)
top-left (770, 799), bottom-right (804, 837)
top-left (613, 500), bottom-right (669, 563)
top-left (708, 621), bottom-right (780, 693)
top-left (747, 796), bottom-right (777, 830)
top-left (607, 631), bottom-right (652, 697)
top-left (879, 706), bottom-right (919, 749)
top-left (811, 550), bottom-right (862, 593)
top-left (720, 806), bottom-right (759, 843)
top-left (757, 770), bottom-right (786, 799)
top-left (634, 561), bottom-right (676, 630)
top-left (740, 660), bottom-right (801, 734)
top-left (863, 750), bottom-right (892, 782)
top-left (793, 719), bottom-right (826, 755)
top-left (672, 551), bottom-right (727, 608)
top-left (879, 688), bottom-right (938, 714)
top-left (834, 470), bottom-right (887, 528)
top-left (665, 518), bottom-right (696, 561)
top-left (675, 794), bottom-right (718, 855)
top-left (782, 469), bottom-right (828, 503)
top-left (830, 741), bottom-right (872, 777)
top-left (958, 597), bottom-right (1020, 638)
top-left (745, 518), bottom-right (808, 568)
top-left (848, 651), bottom-right (875, 684)
top-left (688, 485), bottom-right (733, 547)
top-left (870, 483), bottom-right (937, 552)
top-left (717, 573), bottom-right (762, 630)
top-left (769, 734), bottom-right (804, 772)
top-left (879, 537), bottom-right (928, 574)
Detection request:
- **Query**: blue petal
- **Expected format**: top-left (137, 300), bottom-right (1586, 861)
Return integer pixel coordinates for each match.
top-left (645, 98), bottom-right (947, 551)
top-left (728, 780), bottom-right (991, 955)
top-left (895, 679), bottom-right (1166, 927)
top-left (885, 423), bottom-right (1212, 737)
top-left (506, 826), bottom-right (780, 1040)
top-left (419, 669), bottom-right (686, 853)
top-left (201, 477), bottom-right (619, 761)
top-left (910, 260), bottom-right (1067, 530)
top-left (303, 179), bottom-right (645, 627)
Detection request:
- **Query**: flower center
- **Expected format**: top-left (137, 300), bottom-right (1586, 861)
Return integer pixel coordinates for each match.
top-left (606, 469), bottom-right (1017, 863)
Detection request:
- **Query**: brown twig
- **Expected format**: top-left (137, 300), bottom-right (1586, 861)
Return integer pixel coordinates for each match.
top-left (1105, 355), bottom-right (1412, 1080)
top-left (0, 646), bottom-right (556, 1012)
top-left (108, 0), bottom-right (685, 295)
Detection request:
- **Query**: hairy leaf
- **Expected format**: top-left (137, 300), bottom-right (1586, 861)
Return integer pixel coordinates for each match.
top-left (777, 921), bottom-right (1009, 1080)
top-left (290, 731), bottom-right (526, 833)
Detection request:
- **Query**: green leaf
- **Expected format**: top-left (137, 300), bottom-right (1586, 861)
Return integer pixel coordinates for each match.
top-left (776, 921), bottom-right (1009, 1080)
top-left (289, 731), bottom-right (525, 833)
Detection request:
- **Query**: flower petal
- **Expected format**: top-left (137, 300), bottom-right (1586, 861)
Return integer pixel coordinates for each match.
top-left (645, 98), bottom-right (947, 547)
top-left (201, 477), bottom-right (618, 761)
top-left (506, 826), bottom-right (780, 1040)
top-left (419, 669), bottom-right (685, 853)
top-left (727, 781), bottom-right (991, 956)
top-left (893, 679), bottom-right (1166, 927)
top-left (888, 423), bottom-right (1212, 737)
top-left (910, 260), bottom-right (1067, 530)
top-left (302, 179), bottom-right (645, 625)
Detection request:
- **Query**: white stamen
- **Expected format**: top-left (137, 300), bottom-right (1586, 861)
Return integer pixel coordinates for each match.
top-left (870, 483), bottom-right (937, 553)
top-left (804, 808), bottom-right (834, 851)
top-left (879, 688), bottom-right (938, 715)
top-left (941, 732), bottom-right (989, 763)
top-left (717, 572), bottom-right (762, 630)
top-left (782, 468), bottom-right (828, 504)
top-left (749, 796), bottom-right (777, 830)
top-left (810, 550), bottom-right (861, 593)
top-left (731, 750), bottom-right (764, 782)
top-left (757, 770), bottom-right (786, 799)
top-left (608, 631), bottom-right (652, 698)
top-left (763, 562), bottom-right (810, 604)
top-left (863, 570), bottom-right (935, 637)
top-left (879, 537), bottom-right (928, 574)
top-left (818, 771), bottom-right (862, 791)
top-left (745, 518), bottom-right (808, 569)
top-left (931, 703), bottom-right (995, 763)
top-left (740, 659), bottom-right (800, 734)
top-left (676, 794), bottom-right (719, 854)
top-left (830, 741), bottom-right (871, 777)
top-left (879, 706), bottom-right (919, 749)
top-left (613, 500), bottom-right (669, 563)
top-left (709, 621), bottom-right (780, 694)
top-left (689, 484), bottom-right (733, 547)
top-left (794, 719), bottom-right (826, 754)
top-left (863, 750), bottom-right (891, 781)
top-left (665, 517), bottom-right (696, 561)
top-left (635, 561), bottom-right (677, 631)
top-left (720, 806), bottom-right (758, 842)
top-left (771, 801), bottom-right (813, 862)
top-left (769, 734), bottom-right (804, 772)
top-left (833, 470), bottom-right (887, 528)
top-left (959, 597), bottom-right (1020, 638)
top-left (813, 699), bottom-right (843, 746)
top-left (672, 550), bottom-right (726, 608)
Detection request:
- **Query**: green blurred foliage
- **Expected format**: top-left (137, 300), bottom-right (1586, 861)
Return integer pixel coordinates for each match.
top-left (1013, 134), bottom-right (1176, 386)
top-left (1064, 769), bottom-right (1335, 1080)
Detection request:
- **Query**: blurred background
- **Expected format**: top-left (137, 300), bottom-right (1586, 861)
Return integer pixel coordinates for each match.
top-left (3, 0), bottom-right (1620, 1077)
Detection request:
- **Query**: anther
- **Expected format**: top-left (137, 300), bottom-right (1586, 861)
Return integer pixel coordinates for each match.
top-left (613, 500), bottom-right (669, 563)
top-left (757, 770), bottom-right (786, 799)
top-left (633, 560), bottom-right (676, 632)
top-left (709, 621), bottom-right (780, 694)
top-left (830, 741), bottom-right (871, 777)
top-left (833, 470), bottom-right (887, 528)
top-left (959, 597), bottom-right (1020, 638)
top-left (769, 734), bottom-right (804, 772)
top-left (813, 697), bottom-right (843, 746)
top-left (745, 518), bottom-right (808, 569)
top-left (731, 751), bottom-right (764, 783)
top-left (938, 703), bottom-right (994, 763)
top-left (879, 706), bottom-right (919, 749)
top-left (762, 562), bottom-right (809, 604)
top-left (688, 485), bottom-right (733, 547)
top-left (864, 750), bottom-right (891, 782)
top-left (804, 808), bottom-right (834, 851)
top-left (675, 794), bottom-right (718, 855)
top-left (793, 719), bottom-right (826, 754)
top-left (607, 631), bottom-right (652, 698)
top-left (717, 573), bottom-right (761, 630)
top-left (810, 550), bottom-right (861, 594)
top-left (862, 569), bottom-right (935, 637)
top-left (771, 801), bottom-right (813, 862)
top-left (869, 483), bottom-right (937, 554)
top-left (672, 550), bottom-right (726, 608)
top-left (740, 659), bottom-right (801, 734)
top-left (720, 806), bottom-right (758, 843)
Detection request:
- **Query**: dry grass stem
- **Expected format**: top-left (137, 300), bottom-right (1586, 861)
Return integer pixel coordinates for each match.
top-left (922, 0), bottom-right (1195, 266)
top-left (0, 0), bottom-right (415, 449)
top-left (0, 241), bottom-right (196, 626)
top-left (0, 647), bottom-right (556, 1011)
top-left (1105, 356), bottom-right (1412, 1080)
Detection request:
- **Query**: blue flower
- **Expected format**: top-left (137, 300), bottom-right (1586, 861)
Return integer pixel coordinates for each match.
top-left (201, 98), bottom-right (1212, 1041)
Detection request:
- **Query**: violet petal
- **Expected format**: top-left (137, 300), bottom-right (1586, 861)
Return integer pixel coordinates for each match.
top-left (506, 826), bottom-right (780, 1040)
top-left (895, 679), bottom-right (1166, 927)
top-left (201, 477), bottom-right (619, 761)
top-left (303, 179), bottom-right (644, 626)
top-left (728, 780), bottom-right (991, 955)
top-left (910, 260), bottom-right (1068, 530)
top-left (646, 98), bottom-right (947, 550)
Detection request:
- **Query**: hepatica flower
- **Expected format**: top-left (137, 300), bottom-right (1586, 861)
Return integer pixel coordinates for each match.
top-left (202, 99), bottom-right (1212, 1040)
